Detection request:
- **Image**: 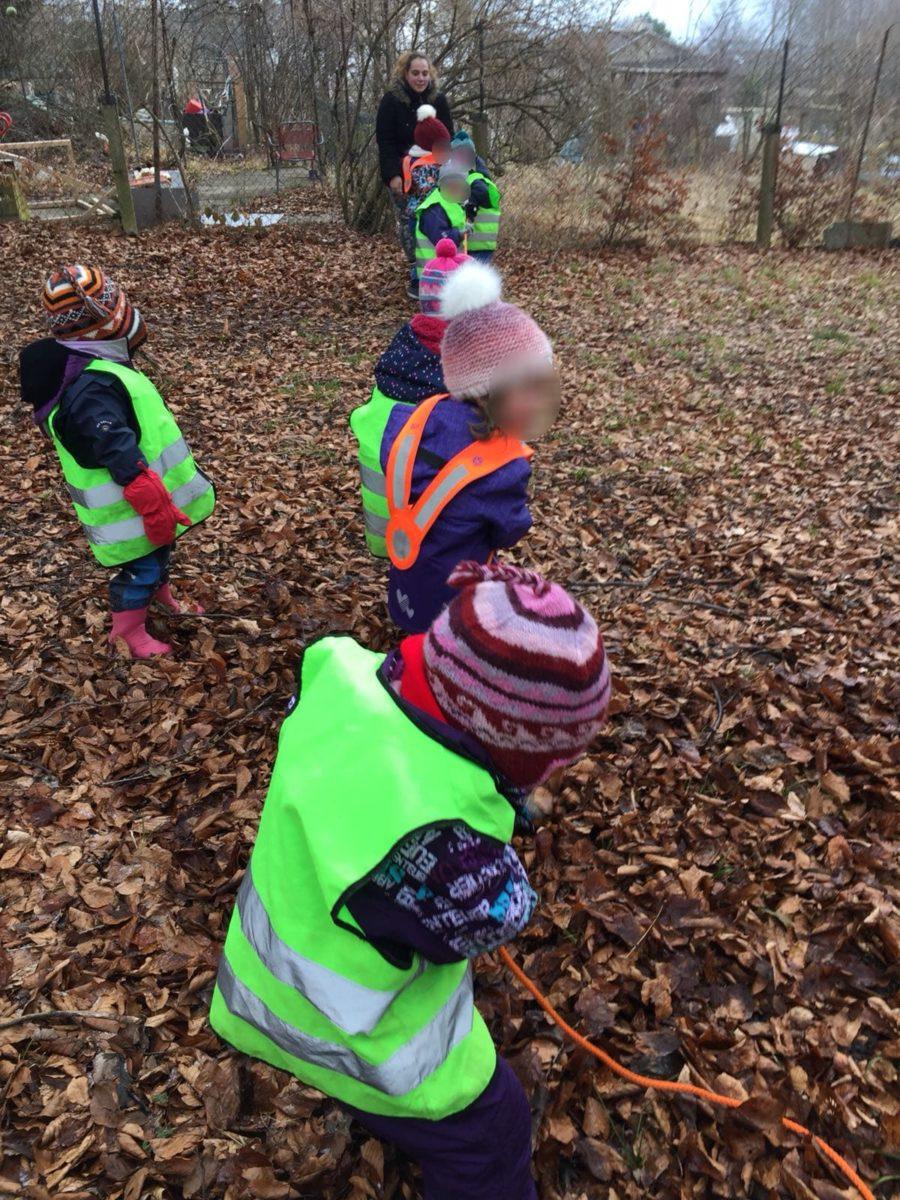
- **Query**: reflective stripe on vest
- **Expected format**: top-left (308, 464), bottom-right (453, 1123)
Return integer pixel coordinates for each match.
top-left (65, 437), bottom-right (192, 508)
top-left (82, 474), bottom-right (213, 546)
top-left (216, 954), bottom-right (474, 1097)
top-left (235, 864), bottom-right (426, 1035)
top-left (385, 394), bottom-right (532, 570)
top-left (469, 209), bottom-right (501, 252)
top-left (359, 463), bottom-right (386, 497)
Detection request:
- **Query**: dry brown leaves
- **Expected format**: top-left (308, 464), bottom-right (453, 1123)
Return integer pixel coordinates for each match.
top-left (0, 192), bottom-right (897, 1199)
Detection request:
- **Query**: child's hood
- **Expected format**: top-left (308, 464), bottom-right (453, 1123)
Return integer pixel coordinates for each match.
top-left (19, 338), bottom-right (86, 421)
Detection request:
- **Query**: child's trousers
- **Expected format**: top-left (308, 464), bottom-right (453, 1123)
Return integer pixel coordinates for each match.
top-left (344, 1057), bottom-right (537, 1200)
top-left (109, 545), bottom-right (172, 612)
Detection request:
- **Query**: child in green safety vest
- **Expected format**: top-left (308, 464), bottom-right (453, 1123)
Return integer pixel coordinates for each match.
top-left (451, 133), bottom-right (501, 263)
top-left (19, 264), bottom-right (214, 659)
top-left (350, 237), bottom-right (469, 556)
top-left (211, 559), bottom-right (611, 1200)
top-left (414, 160), bottom-right (470, 280)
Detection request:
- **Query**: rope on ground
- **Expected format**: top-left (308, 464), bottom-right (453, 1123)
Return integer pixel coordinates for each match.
top-left (498, 945), bottom-right (875, 1200)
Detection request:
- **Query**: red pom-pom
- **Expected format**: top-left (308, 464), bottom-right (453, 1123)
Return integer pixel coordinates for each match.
top-left (435, 238), bottom-right (457, 258)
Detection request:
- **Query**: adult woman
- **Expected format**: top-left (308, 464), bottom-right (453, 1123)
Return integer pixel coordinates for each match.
top-left (376, 52), bottom-right (453, 294)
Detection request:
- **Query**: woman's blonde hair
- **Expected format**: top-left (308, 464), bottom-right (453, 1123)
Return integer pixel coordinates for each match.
top-left (391, 51), bottom-right (438, 89)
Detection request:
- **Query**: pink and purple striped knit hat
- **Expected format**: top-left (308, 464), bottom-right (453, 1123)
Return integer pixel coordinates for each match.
top-left (424, 562), bottom-right (611, 789)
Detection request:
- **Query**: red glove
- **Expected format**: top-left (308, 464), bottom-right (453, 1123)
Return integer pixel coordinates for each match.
top-left (123, 465), bottom-right (191, 546)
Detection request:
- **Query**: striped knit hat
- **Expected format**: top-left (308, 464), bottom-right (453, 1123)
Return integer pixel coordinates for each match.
top-left (424, 562), bottom-right (611, 789)
top-left (43, 265), bottom-right (147, 348)
top-left (420, 237), bottom-right (469, 316)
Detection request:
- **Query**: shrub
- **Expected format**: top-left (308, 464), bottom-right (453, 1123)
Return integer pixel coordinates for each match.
top-left (595, 115), bottom-right (692, 247)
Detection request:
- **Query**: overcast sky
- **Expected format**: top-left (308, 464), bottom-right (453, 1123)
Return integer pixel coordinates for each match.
top-left (617, 0), bottom-right (735, 41)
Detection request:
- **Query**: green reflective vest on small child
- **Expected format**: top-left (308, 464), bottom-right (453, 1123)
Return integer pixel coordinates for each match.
top-left (467, 171), bottom-right (501, 253)
top-left (210, 636), bottom-right (515, 1119)
top-left (46, 359), bottom-right (214, 567)
top-left (414, 188), bottom-right (467, 279)
top-left (349, 386), bottom-right (414, 557)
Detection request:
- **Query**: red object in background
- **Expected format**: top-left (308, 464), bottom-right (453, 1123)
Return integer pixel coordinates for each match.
top-left (183, 98), bottom-right (205, 115)
top-left (0, 112), bottom-right (12, 140)
top-left (276, 121), bottom-right (318, 166)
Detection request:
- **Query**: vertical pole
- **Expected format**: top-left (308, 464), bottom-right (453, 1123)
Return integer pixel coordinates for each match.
top-left (90, 0), bottom-right (137, 233)
top-left (109, 0), bottom-right (140, 161)
top-left (473, 20), bottom-right (488, 161)
top-left (756, 38), bottom-right (789, 250)
top-left (844, 26), bottom-right (892, 222)
top-left (150, 0), bottom-right (162, 222)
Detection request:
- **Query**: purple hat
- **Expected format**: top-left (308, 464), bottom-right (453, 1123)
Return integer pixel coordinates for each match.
top-left (424, 561), bottom-right (611, 789)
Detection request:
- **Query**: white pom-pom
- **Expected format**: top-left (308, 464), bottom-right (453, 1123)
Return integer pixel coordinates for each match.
top-left (416, 104), bottom-right (437, 121)
top-left (440, 260), bottom-right (502, 320)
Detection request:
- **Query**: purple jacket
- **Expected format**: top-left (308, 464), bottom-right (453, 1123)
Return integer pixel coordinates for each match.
top-left (380, 396), bottom-right (532, 632)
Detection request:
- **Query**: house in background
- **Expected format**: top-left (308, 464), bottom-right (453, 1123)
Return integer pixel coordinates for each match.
top-left (605, 19), bottom-right (728, 161)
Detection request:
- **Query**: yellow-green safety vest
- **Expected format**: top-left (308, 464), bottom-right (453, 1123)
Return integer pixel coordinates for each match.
top-left (349, 386), bottom-right (414, 557)
top-left (46, 359), bottom-right (214, 567)
top-left (467, 170), bottom-right (501, 253)
top-left (210, 636), bottom-right (515, 1119)
top-left (414, 189), bottom-right (467, 279)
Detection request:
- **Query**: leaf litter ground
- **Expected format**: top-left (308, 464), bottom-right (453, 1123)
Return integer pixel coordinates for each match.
top-left (0, 196), bottom-right (897, 1200)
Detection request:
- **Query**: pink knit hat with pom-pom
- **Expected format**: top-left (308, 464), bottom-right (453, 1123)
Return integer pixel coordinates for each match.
top-left (419, 237), bottom-right (469, 316)
top-left (439, 260), bottom-right (553, 399)
top-left (423, 561), bottom-right (611, 789)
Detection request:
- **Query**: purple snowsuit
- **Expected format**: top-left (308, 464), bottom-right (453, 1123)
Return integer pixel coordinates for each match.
top-left (380, 396), bottom-right (532, 633)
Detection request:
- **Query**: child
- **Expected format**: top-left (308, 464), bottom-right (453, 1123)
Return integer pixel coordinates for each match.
top-left (451, 129), bottom-right (489, 174)
top-left (350, 239), bottom-right (468, 556)
top-left (450, 137), bottom-right (501, 262)
top-left (19, 264), bottom-right (214, 658)
top-left (413, 161), bottom-right (470, 282)
top-left (380, 259), bottom-right (559, 632)
top-left (402, 104), bottom-right (452, 210)
top-left (401, 105), bottom-right (453, 299)
top-left (210, 560), bottom-right (611, 1200)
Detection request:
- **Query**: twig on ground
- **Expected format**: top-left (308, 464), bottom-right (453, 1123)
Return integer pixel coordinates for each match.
top-left (0, 1009), bottom-right (138, 1031)
top-left (701, 685), bottom-right (725, 746)
top-left (625, 903), bottom-right (666, 958)
top-left (107, 692), bottom-right (277, 786)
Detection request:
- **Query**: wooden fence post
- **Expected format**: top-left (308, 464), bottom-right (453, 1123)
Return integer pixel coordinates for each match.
top-left (101, 100), bottom-right (138, 233)
top-left (756, 38), bottom-right (789, 251)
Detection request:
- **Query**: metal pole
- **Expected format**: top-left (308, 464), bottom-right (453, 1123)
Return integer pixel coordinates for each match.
top-left (108, 0), bottom-right (141, 162)
top-left (845, 25), bottom-right (892, 222)
top-left (150, 0), bottom-right (162, 221)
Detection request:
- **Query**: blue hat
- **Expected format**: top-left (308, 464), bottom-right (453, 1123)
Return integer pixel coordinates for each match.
top-left (451, 130), bottom-right (475, 148)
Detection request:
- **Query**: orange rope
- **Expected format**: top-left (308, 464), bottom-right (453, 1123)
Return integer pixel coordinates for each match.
top-left (498, 946), bottom-right (875, 1200)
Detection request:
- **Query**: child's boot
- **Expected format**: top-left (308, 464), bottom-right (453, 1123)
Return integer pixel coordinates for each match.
top-left (155, 582), bottom-right (205, 614)
top-left (108, 608), bottom-right (172, 658)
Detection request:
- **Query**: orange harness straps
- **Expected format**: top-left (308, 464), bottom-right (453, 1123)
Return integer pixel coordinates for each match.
top-left (402, 151), bottom-right (436, 193)
top-left (385, 393), bottom-right (533, 571)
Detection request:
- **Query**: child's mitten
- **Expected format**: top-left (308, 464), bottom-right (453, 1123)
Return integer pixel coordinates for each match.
top-left (123, 465), bottom-right (192, 546)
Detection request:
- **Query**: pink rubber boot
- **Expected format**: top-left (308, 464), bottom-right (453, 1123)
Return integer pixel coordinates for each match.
top-left (155, 582), bottom-right (205, 614)
top-left (108, 608), bottom-right (172, 658)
